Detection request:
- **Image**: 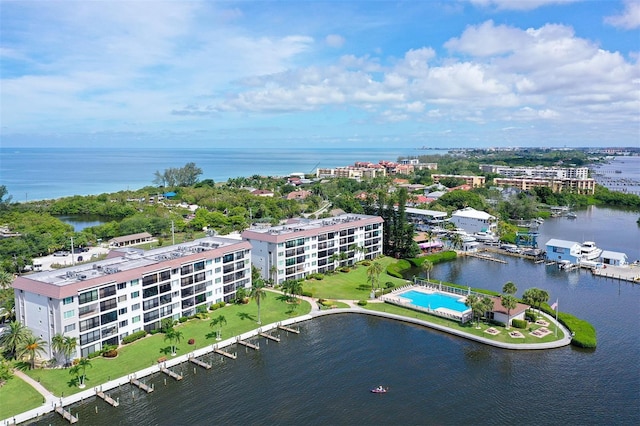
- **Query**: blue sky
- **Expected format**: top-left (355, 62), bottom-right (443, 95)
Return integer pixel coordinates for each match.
top-left (1, 0), bottom-right (638, 149)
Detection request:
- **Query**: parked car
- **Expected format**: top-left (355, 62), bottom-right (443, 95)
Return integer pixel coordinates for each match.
top-left (53, 251), bottom-right (70, 257)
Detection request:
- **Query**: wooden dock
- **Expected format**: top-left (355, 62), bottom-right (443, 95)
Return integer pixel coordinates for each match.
top-left (466, 253), bottom-right (507, 264)
top-left (130, 378), bottom-right (154, 393)
top-left (161, 367), bottom-right (183, 381)
top-left (214, 348), bottom-right (237, 359)
top-left (55, 406), bottom-right (78, 424)
top-left (259, 332), bottom-right (281, 342)
top-left (237, 339), bottom-right (259, 350)
top-left (97, 390), bottom-right (119, 406)
top-left (189, 356), bottom-right (212, 369)
top-left (278, 324), bottom-right (300, 334)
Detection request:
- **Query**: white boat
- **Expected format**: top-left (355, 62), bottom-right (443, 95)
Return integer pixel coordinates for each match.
top-left (580, 241), bottom-right (602, 261)
top-left (566, 212), bottom-right (577, 219)
top-left (472, 232), bottom-right (497, 243)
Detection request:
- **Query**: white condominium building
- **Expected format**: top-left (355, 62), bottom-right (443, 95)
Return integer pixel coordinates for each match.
top-left (479, 164), bottom-right (589, 179)
top-left (12, 236), bottom-right (252, 360)
top-left (242, 214), bottom-right (384, 284)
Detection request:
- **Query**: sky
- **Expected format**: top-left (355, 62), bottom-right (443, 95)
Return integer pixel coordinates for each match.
top-left (1, 0), bottom-right (639, 149)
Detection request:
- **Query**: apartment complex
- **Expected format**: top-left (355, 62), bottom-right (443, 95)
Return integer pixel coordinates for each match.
top-left (12, 236), bottom-right (252, 360)
top-left (480, 164), bottom-right (589, 179)
top-left (316, 160), bottom-right (418, 180)
top-left (431, 174), bottom-right (486, 188)
top-left (493, 177), bottom-right (596, 194)
top-left (242, 214), bottom-right (384, 284)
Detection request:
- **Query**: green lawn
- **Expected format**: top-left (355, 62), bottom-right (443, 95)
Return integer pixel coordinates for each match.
top-left (22, 295), bottom-right (310, 398)
top-left (302, 258), bottom-right (410, 300)
top-left (365, 303), bottom-right (565, 344)
top-left (0, 374), bottom-right (43, 419)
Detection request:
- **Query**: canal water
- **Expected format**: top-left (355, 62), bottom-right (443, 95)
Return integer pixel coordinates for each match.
top-left (34, 207), bottom-right (640, 425)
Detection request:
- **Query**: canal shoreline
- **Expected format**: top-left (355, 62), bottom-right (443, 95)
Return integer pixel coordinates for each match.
top-left (2, 305), bottom-right (571, 425)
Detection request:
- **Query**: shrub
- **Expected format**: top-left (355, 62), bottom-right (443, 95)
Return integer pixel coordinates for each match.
top-left (122, 330), bottom-right (147, 344)
top-left (384, 282), bottom-right (395, 289)
top-left (179, 316), bottom-right (188, 323)
top-left (538, 305), bottom-right (597, 348)
top-left (217, 301), bottom-right (226, 309)
top-left (209, 304), bottom-right (219, 311)
top-left (525, 311), bottom-right (537, 322)
top-left (103, 349), bottom-right (118, 358)
top-left (357, 300), bottom-right (368, 306)
top-left (150, 329), bottom-right (159, 335)
top-left (489, 319), bottom-right (506, 327)
top-left (87, 351), bottom-right (100, 359)
top-left (361, 260), bottom-right (371, 266)
top-left (302, 291), bottom-right (313, 297)
top-left (512, 319), bottom-right (528, 329)
top-left (339, 266), bottom-right (350, 273)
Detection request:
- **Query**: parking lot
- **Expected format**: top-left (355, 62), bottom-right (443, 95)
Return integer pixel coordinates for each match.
top-left (33, 246), bottom-right (110, 272)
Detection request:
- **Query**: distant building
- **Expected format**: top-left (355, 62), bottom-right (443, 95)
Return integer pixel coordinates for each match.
top-left (432, 174), bottom-right (485, 188)
top-left (109, 232), bottom-right (153, 248)
top-left (493, 177), bottom-right (595, 194)
top-left (599, 251), bottom-right (628, 266)
top-left (13, 236), bottom-right (252, 360)
top-left (489, 297), bottom-right (529, 327)
top-left (449, 207), bottom-right (497, 234)
top-left (545, 239), bottom-right (582, 263)
top-left (242, 214), bottom-right (384, 284)
top-left (480, 164), bottom-right (589, 179)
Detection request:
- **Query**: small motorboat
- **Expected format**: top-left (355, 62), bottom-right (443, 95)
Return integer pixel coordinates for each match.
top-left (370, 386), bottom-right (388, 394)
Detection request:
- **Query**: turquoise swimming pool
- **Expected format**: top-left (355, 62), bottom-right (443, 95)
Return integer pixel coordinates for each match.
top-left (400, 290), bottom-right (470, 313)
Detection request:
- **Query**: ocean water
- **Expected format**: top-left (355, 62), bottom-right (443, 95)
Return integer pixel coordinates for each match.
top-left (0, 147), bottom-right (440, 201)
top-left (592, 155), bottom-right (640, 195)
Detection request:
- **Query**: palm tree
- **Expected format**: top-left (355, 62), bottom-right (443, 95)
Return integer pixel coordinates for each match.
top-left (480, 296), bottom-right (495, 324)
top-left (18, 335), bottom-right (47, 369)
top-left (0, 321), bottom-right (30, 360)
top-left (464, 294), bottom-right (480, 326)
top-left (0, 270), bottom-right (13, 289)
top-left (534, 289), bottom-right (549, 315)
top-left (69, 357), bottom-right (92, 388)
top-left (210, 315), bottom-right (227, 340)
top-left (63, 336), bottom-right (77, 366)
top-left (367, 261), bottom-right (383, 294)
top-left (449, 233), bottom-right (463, 250)
top-left (164, 328), bottom-right (183, 356)
top-left (288, 280), bottom-right (303, 301)
top-left (250, 278), bottom-right (267, 324)
top-left (501, 294), bottom-right (518, 330)
top-left (503, 281), bottom-right (517, 296)
top-left (328, 253), bottom-right (341, 271)
top-left (51, 333), bottom-right (65, 365)
top-left (269, 265), bottom-right (278, 286)
top-left (421, 260), bottom-right (434, 283)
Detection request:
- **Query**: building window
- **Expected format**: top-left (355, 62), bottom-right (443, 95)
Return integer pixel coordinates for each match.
top-left (119, 307), bottom-right (127, 315)
top-left (131, 279), bottom-right (139, 286)
top-left (119, 320), bottom-right (128, 328)
top-left (117, 282), bottom-right (127, 290)
top-left (63, 297), bottom-right (74, 305)
top-left (118, 295), bottom-right (127, 303)
top-left (132, 315), bottom-right (140, 323)
top-left (64, 324), bottom-right (75, 333)
top-left (132, 303), bottom-right (140, 311)
top-left (63, 310), bottom-right (75, 319)
top-left (131, 291), bottom-right (140, 298)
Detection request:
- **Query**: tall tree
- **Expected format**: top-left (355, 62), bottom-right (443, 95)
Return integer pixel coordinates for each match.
top-left (210, 315), bottom-right (227, 340)
top-left (18, 335), bottom-right (47, 369)
top-left (367, 261), bottom-right (384, 293)
top-left (0, 321), bottom-right (29, 360)
top-left (501, 294), bottom-right (518, 330)
top-left (502, 281), bottom-right (517, 296)
top-left (250, 277), bottom-right (267, 325)
top-left (164, 328), bottom-right (183, 356)
top-left (421, 260), bottom-right (434, 282)
top-left (51, 333), bottom-right (65, 365)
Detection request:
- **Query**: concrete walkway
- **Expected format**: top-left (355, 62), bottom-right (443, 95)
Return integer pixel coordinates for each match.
top-left (13, 369), bottom-right (57, 405)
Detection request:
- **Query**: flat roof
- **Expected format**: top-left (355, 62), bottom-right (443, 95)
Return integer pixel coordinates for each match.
top-left (16, 236), bottom-right (249, 288)
top-left (545, 238), bottom-right (579, 249)
top-left (405, 207), bottom-right (448, 218)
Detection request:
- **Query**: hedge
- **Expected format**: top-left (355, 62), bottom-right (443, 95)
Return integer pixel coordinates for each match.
top-left (512, 318), bottom-right (528, 329)
top-left (539, 305), bottom-right (597, 348)
top-left (122, 330), bottom-right (147, 345)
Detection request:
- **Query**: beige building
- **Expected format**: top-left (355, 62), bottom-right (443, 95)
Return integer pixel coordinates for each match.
top-left (432, 174), bottom-right (486, 188)
top-left (494, 177), bottom-right (595, 194)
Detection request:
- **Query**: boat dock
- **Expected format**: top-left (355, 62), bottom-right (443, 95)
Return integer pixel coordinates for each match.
top-left (278, 324), bottom-right (300, 334)
top-left (189, 356), bottom-right (212, 370)
top-left (259, 332), bottom-right (281, 342)
top-left (237, 338), bottom-right (259, 350)
top-left (214, 348), bottom-right (237, 359)
top-left (592, 265), bottom-right (640, 283)
top-left (55, 407), bottom-right (78, 424)
top-left (96, 390), bottom-right (119, 407)
top-left (160, 367), bottom-right (183, 381)
top-left (466, 252), bottom-right (507, 264)
top-left (130, 377), bottom-right (154, 393)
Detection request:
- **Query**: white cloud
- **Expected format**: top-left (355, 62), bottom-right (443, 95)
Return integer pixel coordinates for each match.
top-left (325, 34), bottom-right (346, 48)
top-left (604, 0), bottom-right (640, 30)
top-left (468, 0), bottom-right (579, 11)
